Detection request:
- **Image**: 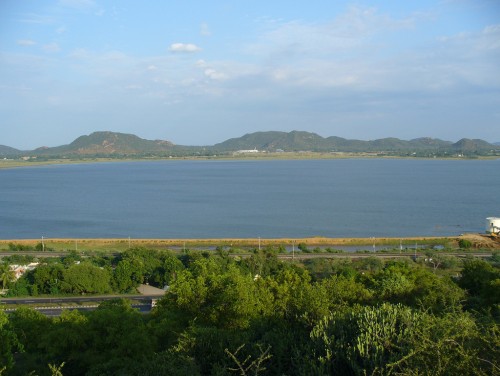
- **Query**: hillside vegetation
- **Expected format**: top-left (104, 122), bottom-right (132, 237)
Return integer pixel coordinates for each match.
top-left (2, 131), bottom-right (499, 159)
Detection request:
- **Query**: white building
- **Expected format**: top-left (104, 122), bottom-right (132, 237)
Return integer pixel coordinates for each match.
top-left (235, 148), bottom-right (259, 154)
top-left (10, 263), bottom-right (39, 280)
top-left (485, 217), bottom-right (500, 235)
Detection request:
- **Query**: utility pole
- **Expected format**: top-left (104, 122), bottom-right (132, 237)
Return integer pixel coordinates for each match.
top-left (292, 240), bottom-right (295, 261)
top-left (42, 236), bottom-right (45, 252)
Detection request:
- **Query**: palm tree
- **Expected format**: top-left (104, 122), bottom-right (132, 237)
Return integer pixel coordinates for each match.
top-left (0, 263), bottom-right (15, 293)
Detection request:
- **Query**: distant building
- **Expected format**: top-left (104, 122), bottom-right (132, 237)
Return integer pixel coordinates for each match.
top-left (10, 263), bottom-right (39, 280)
top-left (235, 148), bottom-right (259, 154)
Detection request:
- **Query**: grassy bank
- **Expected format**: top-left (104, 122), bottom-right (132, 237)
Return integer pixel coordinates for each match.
top-left (0, 236), bottom-right (456, 252)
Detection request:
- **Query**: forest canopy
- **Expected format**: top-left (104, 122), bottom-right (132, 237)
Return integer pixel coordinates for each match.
top-left (0, 248), bottom-right (499, 375)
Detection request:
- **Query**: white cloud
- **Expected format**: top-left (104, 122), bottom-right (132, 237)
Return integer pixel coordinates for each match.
top-left (204, 68), bottom-right (227, 80)
top-left (17, 39), bottom-right (36, 46)
top-left (196, 59), bottom-right (208, 68)
top-left (169, 43), bottom-right (201, 53)
top-left (43, 43), bottom-right (61, 53)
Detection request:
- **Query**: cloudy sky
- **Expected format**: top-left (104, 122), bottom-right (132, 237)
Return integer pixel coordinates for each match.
top-left (1, 0), bottom-right (499, 149)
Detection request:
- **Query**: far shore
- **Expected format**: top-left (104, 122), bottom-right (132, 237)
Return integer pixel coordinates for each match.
top-left (2, 152), bottom-right (498, 170)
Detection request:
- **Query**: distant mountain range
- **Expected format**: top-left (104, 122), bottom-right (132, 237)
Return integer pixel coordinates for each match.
top-left (213, 131), bottom-right (498, 153)
top-left (1, 130), bottom-right (500, 158)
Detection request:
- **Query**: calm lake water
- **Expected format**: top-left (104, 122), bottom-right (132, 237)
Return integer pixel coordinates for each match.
top-left (0, 159), bottom-right (498, 239)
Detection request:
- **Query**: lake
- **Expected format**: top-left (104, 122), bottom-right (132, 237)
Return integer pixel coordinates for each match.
top-left (0, 158), bottom-right (498, 239)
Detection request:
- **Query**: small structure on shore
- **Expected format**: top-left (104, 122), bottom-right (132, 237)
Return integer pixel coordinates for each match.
top-left (235, 148), bottom-right (259, 154)
top-left (485, 217), bottom-right (500, 235)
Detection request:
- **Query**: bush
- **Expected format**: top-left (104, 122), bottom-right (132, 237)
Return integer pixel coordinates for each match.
top-left (458, 239), bottom-right (472, 249)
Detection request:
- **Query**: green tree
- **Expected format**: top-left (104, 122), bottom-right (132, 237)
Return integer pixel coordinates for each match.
top-left (113, 258), bottom-right (144, 292)
top-left (164, 259), bottom-right (263, 329)
top-left (8, 307), bottom-right (52, 374)
top-left (6, 275), bottom-right (31, 297)
top-left (408, 267), bottom-right (465, 313)
top-left (242, 246), bottom-right (282, 278)
top-left (32, 263), bottom-right (64, 294)
top-left (152, 254), bottom-right (185, 287)
top-left (321, 274), bottom-right (373, 307)
top-left (311, 303), bottom-right (495, 375)
top-left (82, 299), bottom-right (154, 375)
top-left (311, 303), bottom-right (421, 375)
top-left (0, 262), bottom-right (15, 293)
top-left (61, 262), bottom-right (112, 294)
top-left (43, 310), bottom-right (89, 375)
top-left (459, 258), bottom-right (500, 308)
top-left (129, 350), bottom-right (200, 376)
top-left (0, 310), bottom-right (22, 371)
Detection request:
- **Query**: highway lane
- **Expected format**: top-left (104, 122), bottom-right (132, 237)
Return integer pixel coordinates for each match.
top-left (274, 251), bottom-right (493, 260)
top-left (1, 303), bottom-right (153, 317)
top-left (0, 294), bottom-right (160, 317)
top-left (0, 250), bottom-right (494, 260)
top-left (0, 294), bottom-right (163, 305)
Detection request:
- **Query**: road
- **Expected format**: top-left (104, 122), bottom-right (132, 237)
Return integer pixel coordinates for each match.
top-left (1, 303), bottom-right (153, 317)
top-left (0, 294), bottom-right (161, 305)
top-left (0, 294), bottom-right (162, 316)
top-left (0, 250), bottom-right (494, 260)
top-left (272, 251), bottom-right (493, 260)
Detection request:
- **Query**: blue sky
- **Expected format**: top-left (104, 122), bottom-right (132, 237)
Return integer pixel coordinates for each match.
top-left (1, 0), bottom-right (499, 149)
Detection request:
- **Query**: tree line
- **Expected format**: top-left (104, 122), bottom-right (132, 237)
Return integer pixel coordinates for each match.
top-left (0, 247), bottom-right (499, 375)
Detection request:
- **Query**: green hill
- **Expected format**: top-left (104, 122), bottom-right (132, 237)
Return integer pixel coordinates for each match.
top-left (213, 131), bottom-right (497, 153)
top-left (213, 130), bottom-right (332, 151)
top-left (0, 145), bottom-right (22, 157)
top-left (451, 138), bottom-right (497, 153)
top-left (35, 131), bottom-right (175, 156)
top-left (3, 130), bottom-right (499, 158)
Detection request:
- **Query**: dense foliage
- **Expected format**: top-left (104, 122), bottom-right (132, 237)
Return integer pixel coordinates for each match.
top-left (4, 249), bottom-right (184, 297)
top-left (0, 248), bottom-right (499, 375)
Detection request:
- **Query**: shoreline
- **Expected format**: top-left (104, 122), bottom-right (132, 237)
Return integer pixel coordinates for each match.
top-left (1, 153), bottom-right (498, 170)
top-left (2, 234), bottom-right (497, 253)
top-left (0, 236), bottom-right (457, 250)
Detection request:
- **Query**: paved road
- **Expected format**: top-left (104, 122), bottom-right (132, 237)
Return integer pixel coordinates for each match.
top-left (0, 294), bottom-right (162, 305)
top-left (1, 303), bottom-right (153, 316)
top-left (272, 251), bottom-right (493, 260)
top-left (0, 251), bottom-right (73, 258)
top-left (0, 295), bottom-right (160, 316)
top-left (0, 250), bottom-right (494, 260)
